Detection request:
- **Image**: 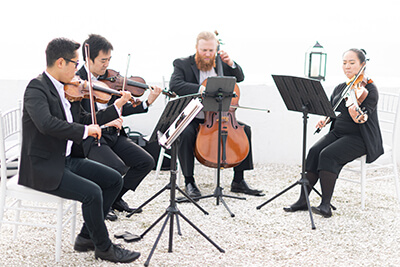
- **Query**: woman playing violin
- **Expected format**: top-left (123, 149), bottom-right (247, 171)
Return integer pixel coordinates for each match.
top-left (76, 34), bottom-right (162, 220)
top-left (284, 48), bottom-right (383, 218)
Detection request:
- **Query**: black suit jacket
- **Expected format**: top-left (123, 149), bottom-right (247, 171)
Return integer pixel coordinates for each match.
top-left (18, 72), bottom-right (120, 191)
top-left (169, 54), bottom-right (244, 96)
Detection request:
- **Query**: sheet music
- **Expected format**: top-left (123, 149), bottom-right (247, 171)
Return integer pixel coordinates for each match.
top-left (158, 98), bottom-right (203, 149)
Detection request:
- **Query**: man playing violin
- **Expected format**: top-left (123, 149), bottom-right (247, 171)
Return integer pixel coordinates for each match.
top-left (19, 37), bottom-right (140, 263)
top-left (284, 48), bottom-right (383, 218)
top-left (169, 31), bottom-right (264, 198)
top-left (76, 34), bottom-right (162, 220)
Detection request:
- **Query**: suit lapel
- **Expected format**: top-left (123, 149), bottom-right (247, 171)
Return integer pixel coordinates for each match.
top-left (42, 72), bottom-right (67, 120)
top-left (190, 55), bottom-right (200, 84)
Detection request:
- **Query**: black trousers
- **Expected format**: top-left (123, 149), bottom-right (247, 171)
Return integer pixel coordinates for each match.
top-left (46, 157), bottom-right (122, 251)
top-left (178, 118), bottom-right (254, 178)
top-left (87, 130), bottom-right (155, 191)
top-left (306, 131), bottom-right (367, 175)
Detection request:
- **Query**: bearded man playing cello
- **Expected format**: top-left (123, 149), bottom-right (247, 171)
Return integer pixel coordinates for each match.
top-left (169, 31), bottom-right (264, 198)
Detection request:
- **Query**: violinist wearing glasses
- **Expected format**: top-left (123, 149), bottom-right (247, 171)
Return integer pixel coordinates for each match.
top-left (169, 31), bottom-right (264, 198)
top-left (76, 34), bottom-right (162, 220)
top-left (284, 48), bottom-right (383, 218)
top-left (19, 37), bottom-right (140, 263)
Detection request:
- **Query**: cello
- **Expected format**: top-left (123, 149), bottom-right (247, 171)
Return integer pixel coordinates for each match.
top-left (194, 33), bottom-right (250, 168)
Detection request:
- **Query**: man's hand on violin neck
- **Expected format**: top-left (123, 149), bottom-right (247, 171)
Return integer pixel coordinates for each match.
top-left (147, 85), bottom-right (162, 105)
top-left (114, 91), bottom-right (131, 109)
top-left (87, 124), bottom-right (102, 139)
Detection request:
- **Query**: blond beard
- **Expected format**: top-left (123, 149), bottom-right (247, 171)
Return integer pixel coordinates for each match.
top-left (195, 53), bottom-right (216, 71)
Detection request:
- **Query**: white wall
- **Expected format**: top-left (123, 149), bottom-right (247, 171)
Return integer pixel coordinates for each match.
top-left (1, 79), bottom-right (399, 165)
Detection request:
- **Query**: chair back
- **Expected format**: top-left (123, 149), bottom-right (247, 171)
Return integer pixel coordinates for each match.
top-left (377, 92), bottom-right (400, 152)
top-left (0, 103), bottom-right (22, 186)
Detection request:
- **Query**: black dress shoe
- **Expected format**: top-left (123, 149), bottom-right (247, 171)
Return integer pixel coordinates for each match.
top-left (112, 199), bottom-right (134, 213)
top-left (231, 180), bottom-right (265, 196)
top-left (74, 235), bottom-right (95, 252)
top-left (311, 204), bottom-right (332, 218)
top-left (185, 182), bottom-right (201, 198)
top-left (106, 209), bottom-right (117, 221)
top-left (283, 200), bottom-right (308, 212)
top-left (95, 243), bottom-right (140, 263)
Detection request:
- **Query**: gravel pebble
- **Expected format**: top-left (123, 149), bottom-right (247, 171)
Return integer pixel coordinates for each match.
top-left (1, 163), bottom-right (400, 266)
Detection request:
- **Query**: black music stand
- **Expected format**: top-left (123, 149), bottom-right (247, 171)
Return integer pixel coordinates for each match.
top-left (189, 76), bottom-right (246, 218)
top-left (127, 96), bottom-right (224, 266)
top-left (127, 94), bottom-right (207, 218)
top-left (256, 75), bottom-right (336, 230)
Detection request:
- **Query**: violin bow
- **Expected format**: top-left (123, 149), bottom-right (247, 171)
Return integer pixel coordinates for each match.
top-left (84, 43), bottom-right (100, 146)
top-left (315, 61), bottom-right (367, 134)
top-left (123, 54), bottom-right (146, 105)
top-left (122, 54), bottom-right (131, 92)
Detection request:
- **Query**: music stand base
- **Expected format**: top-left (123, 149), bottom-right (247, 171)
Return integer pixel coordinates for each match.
top-left (127, 182), bottom-right (209, 218)
top-left (189, 186), bottom-right (246, 217)
top-left (142, 196), bottom-right (225, 266)
top-left (139, 143), bottom-right (223, 266)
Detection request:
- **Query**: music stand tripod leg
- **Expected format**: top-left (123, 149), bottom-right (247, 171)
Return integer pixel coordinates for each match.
top-left (126, 184), bottom-right (169, 218)
top-left (175, 185), bottom-right (209, 215)
top-left (256, 107), bottom-right (317, 230)
top-left (143, 142), bottom-right (224, 266)
top-left (256, 180), bottom-right (299, 210)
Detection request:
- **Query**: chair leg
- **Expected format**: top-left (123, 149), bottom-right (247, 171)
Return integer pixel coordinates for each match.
top-left (70, 201), bottom-right (77, 244)
top-left (155, 147), bottom-right (166, 179)
top-left (176, 159), bottom-right (182, 187)
top-left (360, 155), bottom-right (367, 210)
top-left (13, 200), bottom-right (21, 240)
top-left (55, 201), bottom-right (63, 262)
top-left (0, 194), bottom-right (5, 231)
top-left (391, 156), bottom-right (400, 207)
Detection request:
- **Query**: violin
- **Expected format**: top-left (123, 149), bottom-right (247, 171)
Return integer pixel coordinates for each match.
top-left (345, 73), bottom-right (372, 124)
top-left (315, 62), bottom-right (371, 134)
top-left (99, 69), bottom-right (176, 98)
top-left (344, 73), bottom-right (369, 107)
top-left (194, 31), bottom-right (250, 168)
top-left (64, 75), bottom-right (142, 107)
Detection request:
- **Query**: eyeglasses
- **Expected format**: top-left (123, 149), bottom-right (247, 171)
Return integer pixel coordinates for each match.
top-left (64, 58), bottom-right (79, 68)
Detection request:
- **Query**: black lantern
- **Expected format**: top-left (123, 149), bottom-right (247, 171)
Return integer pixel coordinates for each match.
top-left (305, 41), bottom-right (327, 81)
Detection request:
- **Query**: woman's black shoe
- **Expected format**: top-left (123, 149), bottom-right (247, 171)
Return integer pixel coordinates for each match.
top-left (283, 201), bottom-right (308, 212)
top-left (311, 204), bottom-right (332, 218)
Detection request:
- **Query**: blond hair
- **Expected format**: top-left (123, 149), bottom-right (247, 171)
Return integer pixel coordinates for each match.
top-left (196, 31), bottom-right (217, 45)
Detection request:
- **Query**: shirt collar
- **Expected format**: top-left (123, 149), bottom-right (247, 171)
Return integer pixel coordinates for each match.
top-left (44, 70), bottom-right (65, 96)
top-left (84, 63), bottom-right (99, 80)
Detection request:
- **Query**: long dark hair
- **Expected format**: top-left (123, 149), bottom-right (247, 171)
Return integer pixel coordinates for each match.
top-left (344, 48), bottom-right (368, 63)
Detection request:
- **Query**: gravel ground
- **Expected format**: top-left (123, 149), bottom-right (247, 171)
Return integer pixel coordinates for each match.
top-left (1, 163), bottom-right (400, 267)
